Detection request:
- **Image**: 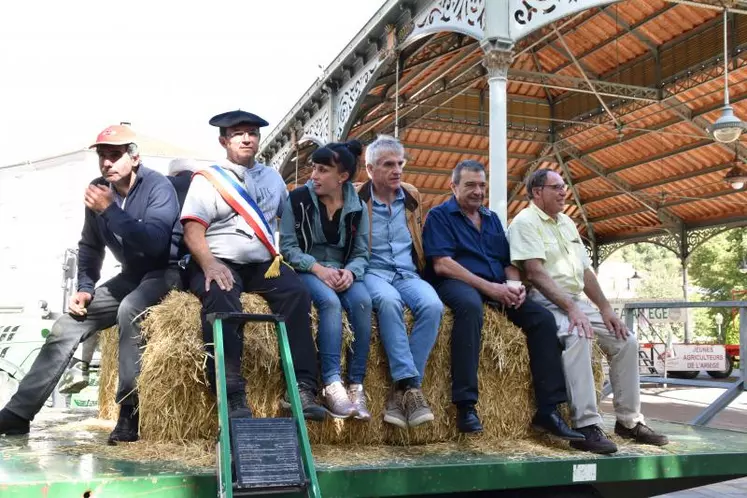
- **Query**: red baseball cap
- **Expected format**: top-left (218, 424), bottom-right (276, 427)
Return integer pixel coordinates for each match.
top-left (89, 125), bottom-right (137, 148)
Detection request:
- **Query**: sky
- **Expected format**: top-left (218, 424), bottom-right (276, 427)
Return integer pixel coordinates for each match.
top-left (0, 0), bottom-right (385, 165)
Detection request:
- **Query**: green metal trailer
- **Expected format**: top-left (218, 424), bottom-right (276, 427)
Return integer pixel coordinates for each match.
top-left (2, 413), bottom-right (747, 498)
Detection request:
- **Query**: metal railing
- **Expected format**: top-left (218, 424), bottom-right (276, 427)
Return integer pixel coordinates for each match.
top-left (622, 301), bottom-right (746, 426)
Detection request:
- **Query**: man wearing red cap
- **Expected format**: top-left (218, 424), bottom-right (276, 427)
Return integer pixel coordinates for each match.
top-left (0, 125), bottom-right (182, 444)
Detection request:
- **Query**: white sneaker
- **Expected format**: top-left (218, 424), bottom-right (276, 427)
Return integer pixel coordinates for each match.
top-left (322, 381), bottom-right (355, 418)
top-left (347, 384), bottom-right (371, 421)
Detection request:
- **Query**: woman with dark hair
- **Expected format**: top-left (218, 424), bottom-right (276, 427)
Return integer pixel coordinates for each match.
top-left (279, 140), bottom-right (373, 420)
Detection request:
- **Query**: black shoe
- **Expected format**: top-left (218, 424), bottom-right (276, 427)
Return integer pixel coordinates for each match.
top-left (456, 404), bottom-right (483, 433)
top-left (569, 425), bottom-right (618, 454)
top-left (281, 383), bottom-right (327, 421)
top-left (228, 392), bottom-right (253, 419)
top-left (107, 405), bottom-right (139, 445)
top-left (615, 422), bottom-right (669, 446)
top-left (532, 410), bottom-right (585, 441)
top-left (0, 408), bottom-right (30, 436)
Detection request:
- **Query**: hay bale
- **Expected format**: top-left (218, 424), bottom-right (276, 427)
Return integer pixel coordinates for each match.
top-left (98, 291), bottom-right (604, 445)
top-left (97, 327), bottom-right (119, 421)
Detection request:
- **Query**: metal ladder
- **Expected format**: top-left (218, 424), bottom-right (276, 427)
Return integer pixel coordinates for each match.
top-left (207, 312), bottom-right (321, 498)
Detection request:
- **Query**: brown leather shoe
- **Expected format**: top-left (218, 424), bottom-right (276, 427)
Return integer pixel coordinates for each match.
top-left (614, 422), bottom-right (669, 446)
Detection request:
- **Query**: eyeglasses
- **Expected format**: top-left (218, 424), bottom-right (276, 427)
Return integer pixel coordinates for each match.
top-left (542, 183), bottom-right (568, 192)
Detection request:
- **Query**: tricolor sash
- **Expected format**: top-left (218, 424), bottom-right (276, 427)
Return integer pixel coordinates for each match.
top-left (195, 165), bottom-right (284, 278)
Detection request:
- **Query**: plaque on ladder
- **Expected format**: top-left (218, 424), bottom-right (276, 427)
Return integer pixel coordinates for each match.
top-left (230, 417), bottom-right (306, 492)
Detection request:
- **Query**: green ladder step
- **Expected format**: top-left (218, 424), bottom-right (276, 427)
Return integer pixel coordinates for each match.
top-left (207, 312), bottom-right (322, 498)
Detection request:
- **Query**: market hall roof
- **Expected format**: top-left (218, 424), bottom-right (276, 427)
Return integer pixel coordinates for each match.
top-left (259, 0), bottom-right (747, 261)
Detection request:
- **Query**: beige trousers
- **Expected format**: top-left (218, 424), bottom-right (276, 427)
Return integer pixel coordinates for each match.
top-left (530, 291), bottom-right (644, 429)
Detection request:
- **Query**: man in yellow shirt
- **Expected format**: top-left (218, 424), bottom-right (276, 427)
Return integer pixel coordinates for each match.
top-left (507, 169), bottom-right (668, 454)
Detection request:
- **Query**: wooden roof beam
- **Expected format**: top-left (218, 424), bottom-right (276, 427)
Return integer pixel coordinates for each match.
top-left (600, 7), bottom-right (658, 52)
top-left (544, 5), bottom-right (677, 80)
top-left (582, 161), bottom-right (736, 204)
top-left (406, 143), bottom-right (535, 159)
top-left (564, 145), bottom-right (684, 229)
top-left (555, 149), bottom-right (596, 245)
top-left (589, 187), bottom-right (746, 224)
top-left (552, 12), bottom-right (728, 108)
top-left (509, 69), bottom-right (659, 102)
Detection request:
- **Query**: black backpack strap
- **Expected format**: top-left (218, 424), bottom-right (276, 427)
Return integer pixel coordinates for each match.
top-left (289, 186), bottom-right (313, 253)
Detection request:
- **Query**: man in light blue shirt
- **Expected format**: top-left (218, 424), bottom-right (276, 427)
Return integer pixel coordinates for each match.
top-left (356, 135), bottom-right (444, 429)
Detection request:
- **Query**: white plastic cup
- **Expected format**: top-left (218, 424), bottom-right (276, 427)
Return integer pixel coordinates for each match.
top-left (506, 280), bottom-right (523, 290)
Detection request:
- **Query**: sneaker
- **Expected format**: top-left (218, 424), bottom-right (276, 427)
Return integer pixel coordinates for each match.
top-left (570, 425), bottom-right (618, 454)
top-left (615, 422), bottom-right (669, 446)
top-left (347, 384), bottom-right (371, 421)
top-left (107, 405), bottom-right (139, 445)
top-left (281, 383), bottom-right (327, 421)
top-left (322, 381), bottom-right (355, 419)
top-left (58, 361), bottom-right (90, 395)
top-left (403, 388), bottom-right (434, 428)
top-left (383, 388), bottom-right (407, 429)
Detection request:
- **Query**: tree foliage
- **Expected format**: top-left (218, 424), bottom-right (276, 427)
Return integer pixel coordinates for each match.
top-left (688, 228), bottom-right (746, 344)
top-left (603, 228), bottom-right (746, 343)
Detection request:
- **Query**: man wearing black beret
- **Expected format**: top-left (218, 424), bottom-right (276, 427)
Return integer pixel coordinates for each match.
top-left (181, 110), bottom-right (326, 420)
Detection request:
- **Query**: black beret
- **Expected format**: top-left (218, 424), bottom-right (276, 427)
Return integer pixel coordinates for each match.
top-left (209, 110), bottom-right (269, 128)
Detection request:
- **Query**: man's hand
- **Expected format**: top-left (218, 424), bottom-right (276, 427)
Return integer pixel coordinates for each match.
top-left (68, 292), bottom-right (93, 316)
top-left (333, 269), bottom-right (354, 292)
top-left (84, 185), bottom-right (115, 214)
top-left (601, 307), bottom-right (629, 340)
top-left (313, 264), bottom-right (341, 289)
top-left (204, 259), bottom-right (235, 291)
top-left (514, 284), bottom-right (527, 308)
top-left (484, 282), bottom-right (522, 307)
top-left (568, 304), bottom-right (593, 339)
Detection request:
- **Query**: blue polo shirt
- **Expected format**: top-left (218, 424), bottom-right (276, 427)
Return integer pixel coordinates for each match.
top-left (423, 196), bottom-right (510, 284)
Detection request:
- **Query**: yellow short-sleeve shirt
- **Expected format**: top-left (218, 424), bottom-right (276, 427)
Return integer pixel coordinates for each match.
top-left (506, 202), bottom-right (591, 296)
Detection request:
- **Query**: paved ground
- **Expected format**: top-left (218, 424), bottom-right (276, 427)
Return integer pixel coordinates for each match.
top-left (600, 373), bottom-right (747, 497)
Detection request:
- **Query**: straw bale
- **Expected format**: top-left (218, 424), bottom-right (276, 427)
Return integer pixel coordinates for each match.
top-left (98, 291), bottom-right (604, 445)
top-left (97, 327), bottom-right (119, 420)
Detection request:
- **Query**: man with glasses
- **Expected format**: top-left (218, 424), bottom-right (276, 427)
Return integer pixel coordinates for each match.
top-left (423, 160), bottom-right (583, 439)
top-left (181, 110), bottom-right (325, 421)
top-left (356, 135), bottom-right (444, 429)
top-left (507, 169), bottom-right (669, 454)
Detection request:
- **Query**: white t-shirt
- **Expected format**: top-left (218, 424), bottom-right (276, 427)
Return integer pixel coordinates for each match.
top-left (180, 160), bottom-right (287, 264)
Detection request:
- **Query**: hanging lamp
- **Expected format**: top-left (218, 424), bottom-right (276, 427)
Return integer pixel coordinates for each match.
top-left (708, 9), bottom-right (747, 143)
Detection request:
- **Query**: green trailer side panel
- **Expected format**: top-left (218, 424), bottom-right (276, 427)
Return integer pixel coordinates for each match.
top-left (2, 414), bottom-right (747, 497)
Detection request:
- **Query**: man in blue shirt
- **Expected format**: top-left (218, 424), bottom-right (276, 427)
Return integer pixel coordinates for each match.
top-left (423, 160), bottom-right (582, 440)
top-left (0, 125), bottom-right (183, 444)
top-left (356, 135), bottom-right (444, 429)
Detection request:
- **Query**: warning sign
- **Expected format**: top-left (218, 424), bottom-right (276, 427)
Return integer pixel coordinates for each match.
top-left (654, 344), bottom-right (727, 372)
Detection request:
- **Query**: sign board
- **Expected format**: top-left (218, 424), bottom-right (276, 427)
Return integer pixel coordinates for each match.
top-left (609, 300), bottom-right (685, 324)
top-left (653, 344), bottom-right (727, 372)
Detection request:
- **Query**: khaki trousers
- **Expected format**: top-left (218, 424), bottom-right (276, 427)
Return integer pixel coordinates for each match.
top-left (530, 291), bottom-right (644, 429)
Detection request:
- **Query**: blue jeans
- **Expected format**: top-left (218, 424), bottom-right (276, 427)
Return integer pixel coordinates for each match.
top-left (298, 273), bottom-right (373, 385)
top-left (364, 273), bottom-right (443, 386)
